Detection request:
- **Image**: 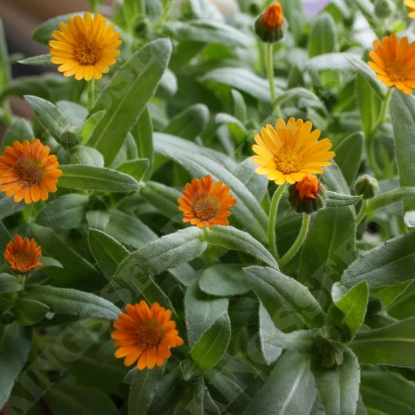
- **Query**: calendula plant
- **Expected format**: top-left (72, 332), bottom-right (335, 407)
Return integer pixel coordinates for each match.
top-left (1, 0), bottom-right (415, 413)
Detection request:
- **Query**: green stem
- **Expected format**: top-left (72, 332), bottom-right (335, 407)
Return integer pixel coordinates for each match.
top-left (378, 87), bottom-right (392, 126)
top-left (268, 183), bottom-right (286, 260)
top-left (279, 213), bottom-right (310, 268)
top-left (355, 199), bottom-right (368, 226)
top-left (266, 43), bottom-right (281, 118)
top-left (87, 79), bottom-right (97, 111)
top-left (138, 0), bottom-right (146, 18)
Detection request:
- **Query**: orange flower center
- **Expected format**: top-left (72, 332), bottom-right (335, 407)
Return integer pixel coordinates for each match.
top-left (74, 38), bottom-right (102, 65)
top-left (275, 150), bottom-right (303, 174)
top-left (264, 2), bottom-right (284, 29)
top-left (18, 158), bottom-right (44, 185)
top-left (193, 196), bottom-right (219, 221)
top-left (137, 322), bottom-right (164, 350)
top-left (386, 62), bottom-right (408, 82)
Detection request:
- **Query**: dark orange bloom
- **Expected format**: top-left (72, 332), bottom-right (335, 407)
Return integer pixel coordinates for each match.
top-left (254, 2), bottom-right (285, 43)
top-left (178, 175), bottom-right (237, 228)
top-left (368, 34), bottom-right (415, 94)
top-left (296, 174), bottom-right (320, 200)
top-left (263, 2), bottom-right (284, 29)
top-left (4, 234), bottom-right (42, 274)
top-left (0, 139), bottom-right (62, 204)
top-left (111, 301), bottom-right (184, 370)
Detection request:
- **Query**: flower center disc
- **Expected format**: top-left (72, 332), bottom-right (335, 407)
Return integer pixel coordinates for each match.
top-left (75, 39), bottom-right (102, 65)
top-left (193, 196), bottom-right (219, 220)
top-left (18, 158), bottom-right (44, 185)
top-left (138, 323), bottom-right (164, 350)
top-left (386, 62), bottom-right (408, 82)
top-left (275, 151), bottom-right (303, 174)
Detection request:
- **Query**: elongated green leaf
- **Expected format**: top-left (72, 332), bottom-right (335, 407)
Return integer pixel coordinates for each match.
top-left (166, 151), bottom-right (268, 244)
top-left (259, 304), bottom-right (282, 364)
top-left (267, 328), bottom-right (319, 355)
top-left (12, 298), bottom-right (50, 326)
top-left (35, 194), bottom-right (88, 229)
top-left (88, 39), bottom-right (171, 165)
top-left (0, 19), bottom-right (10, 89)
top-left (71, 145), bottom-right (104, 167)
top-left (114, 227), bottom-right (206, 281)
top-left (342, 231), bottom-right (415, 288)
top-left (312, 349), bottom-right (360, 415)
top-left (1, 118), bottom-right (34, 151)
top-left (0, 273), bottom-right (22, 295)
top-left (233, 158), bottom-right (268, 203)
top-left (325, 280), bottom-right (369, 342)
top-left (0, 193), bottom-right (26, 220)
top-left (308, 13), bottom-right (338, 58)
top-left (114, 159), bottom-right (149, 182)
top-left (325, 191), bottom-right (362, 208)
top-left (350, 317), bottom-right (415, 367)
top-left (366, 186), bottom-right (415, 213)
top-left (21, 285), bottom-right (120, 320)
top-left (59, 165), bottom-right (140, 192)
top-left (185, 277), bottom-right (229, 347)
top-left (245, 266), bottom-right (326, 330)
top-left (0, 323), bottom-right (32, 408)
top-left (18, 54), bottom-right (53, 66)
top-left (128, 367), bottom-right (164, 415)
top-left (242, 351), bottom-right (317, 415)
top-left (361, 370), bottom-right (415, 415)
top-left (299, 207), bottom-right (356, 308)
top-left (32, 13), bottom-right (82, 44)
top-left (190, 312), bottom-right (231, 369)
top-left (391, 89), bottom-right (415, 210)
top-left (199, 264), bottom-right (250, 297)
top-left (204, 226), bottom-right (278, 269)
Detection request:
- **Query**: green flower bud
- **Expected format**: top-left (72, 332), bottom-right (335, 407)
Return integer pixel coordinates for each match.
top-left (288, 175), bottom-right (326, 214)
top-left (374, 0), bottom-right (395, 19)
top-left (254, 2), bottom-right (285, 43)
top-left (354, 174), bottom-right (379, 199)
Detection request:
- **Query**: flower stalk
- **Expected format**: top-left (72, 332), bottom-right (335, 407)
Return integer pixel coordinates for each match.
top-left (268, 183), bottom-right (286, 260)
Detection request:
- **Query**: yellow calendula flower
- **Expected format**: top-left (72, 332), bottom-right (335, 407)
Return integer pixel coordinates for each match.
top-left (368, 33), bottom-right (415, 94)
top-left (111, 301), bottom-right (184, 370)
top-left (4, 235), bottom-right (42, 274)
top-left (49, 12), bottom-right (122, 81)
top-left (252, 118), bottom-right (335, 185)
top-left (178, 175), bottom-right (237, 228)
top-left (404, 0), bottom-right (415, 18)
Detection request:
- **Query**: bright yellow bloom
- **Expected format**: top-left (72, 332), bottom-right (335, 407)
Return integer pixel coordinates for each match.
top-left (295, 174), bottom-right (320, 200)
top-left (404, 0), bottom-right (415, 18)
top-left (368, 34), bottom-right (415, 94)
top-left (0, 139), bottom-right (62, 204)
top-left (4, 235), bottom-right (42, 274)
top-left (178, 175), bottom-right (237, 228)
top-left (49, 12), bottom-right (122, 81)
top-left (111, 301), bottom-right (184, 370)
top-left (252, 118), bottom-right (335, 185)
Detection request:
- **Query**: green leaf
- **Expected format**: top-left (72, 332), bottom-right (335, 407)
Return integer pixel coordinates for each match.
top-left (308, 12), bottom-right (338, 58)
top-left (71, 145), bottom-right (104, 167)
top-left (12, 298), bottom-right (50, 326)
top-left (244, 266), bottom-right (326, 330)
top-left (163, 103), bottom-right (209, 140)
top-left (259, 303), bottom-right (282, 365)
top-left (1, 118), bottom-right (34, 151)
top-left (32, 13), bottom-right (81, 44)
top-left (18, 54), bottom-right (53, 66)
top-left (199, 264), bottom-right (250, 297)
top-left (114, 227), bottom-right (206, 282)
top-left (322, 162), bottom-right (350, 195)
top-left (0, 273), bottom-right (22, 295)
top-left (325, 191), bottom-right (363, 208)
top-left (88, 38), bottom-right (172, 166)
top-left (88, 229), bottom-right (129, 279)
top-left (233, 158), bottom-right (268, 203)
top-left (0, 19), bottom-right (10, 89)
top-left (334, 132), bottom-right (364, 187)
top-left (204, 226), bottom-right (278, 269)
top-left (311, 349), bottom-right (360, 415)
top-left (350, 317), bottom-right (415, 367)
top-left (114, 158), bottom-right (149, 182)
top-left (360, 370), bottom-right (415, 415)
top-left (128, 367), bottom-right (164, 415)
top-left (342, 231), bottom-right (415, 288)
top-left (0, 193), bottom-right (26, 221)
top-left (299, 207), bottom-right (356, 308)
top-left (35, 193), bottom-right (88, 229)
top-left (391, 89), bottom-right (415, 211)
top-left (387, 280), bottom-right (415, 320)
top-left (366, 186), bottom-right (415, 213)
top-left (86, 210), bottom-right (110, 231)
top-left (165, 150), bottom-right (268, 244)
top-left (20, 285), bottom-right (120, 320)
top-left (190, 312), bottom-right (231, 369)
top-left (242, 351), bottom-right (317, 415)
top-left (0, 323), bottom-right (32, 408)
top-left (59, 165), bottom-right (140, 192)
top-left (267, 327), bottom-right (319, 355)
top-left (81, 110), bottom-right (105, 144)
top-left (185, 277), bottom-right (229, 347)
top-left (325, 280), bottom-right (369, 342)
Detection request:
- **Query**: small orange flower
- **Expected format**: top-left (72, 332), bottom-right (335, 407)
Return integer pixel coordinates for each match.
top-left (368, 34), bottom-right (415, 94)
top-left (404, 0), bottom-right (415, 18)
top-left (263, 2), bottom-right (284, 29)
top-left (4, 234), bottom-right (42, 274)
top-left (111, 301), bottom-right (184, 370)
top-left (0, 139), bottom-right (62, 204)
top-left (296, 174), bottom-right (320, 200)
top-left (255, 2), bottom-right (285, 42)
top-left (178, 175), bottom-right (237, 228)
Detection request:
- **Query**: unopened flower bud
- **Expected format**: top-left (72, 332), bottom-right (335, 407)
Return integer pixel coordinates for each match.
top-left (254, 2), bottom-right (285, 43)
top-left (374, 0), bottom-right (395, 19)
top-left (354, 175), bottom-right (379, 199)
top-left (288, 175), bottom-right (326, 214)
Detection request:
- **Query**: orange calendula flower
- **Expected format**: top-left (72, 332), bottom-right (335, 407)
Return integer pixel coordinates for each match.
top-left (404, 0), bottom-right (415, 18)
top-left (255, 2), bottom-right (285, 43)
top-left (252, 118), bottom-right (335, 185)
top-left (367, 34), bottom-right (415, 94)
top-left (295, 174), bottom-right (320, 200)
top-left (49, 12), bottom-right (122, 81)
top-left (178, 175), bottom-right (237, 228)
top-left (4, 234), bottom-right (42, 274)
top-left (0, 139), bottom-right (62, 204)
top-left (111, 301), bottom-right (184, 370)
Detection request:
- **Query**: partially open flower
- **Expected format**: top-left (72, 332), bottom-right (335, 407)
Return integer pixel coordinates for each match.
top-left (4, 234), bottom-right (42, 274)
top-left (178, 175), bottom-right (237, 228)
top-left (288, 174), bottom-right (326, 214)
top-left (254, 2), bottom-right (285, 43)
top-left (111, 301), bottom-right (184, 370)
